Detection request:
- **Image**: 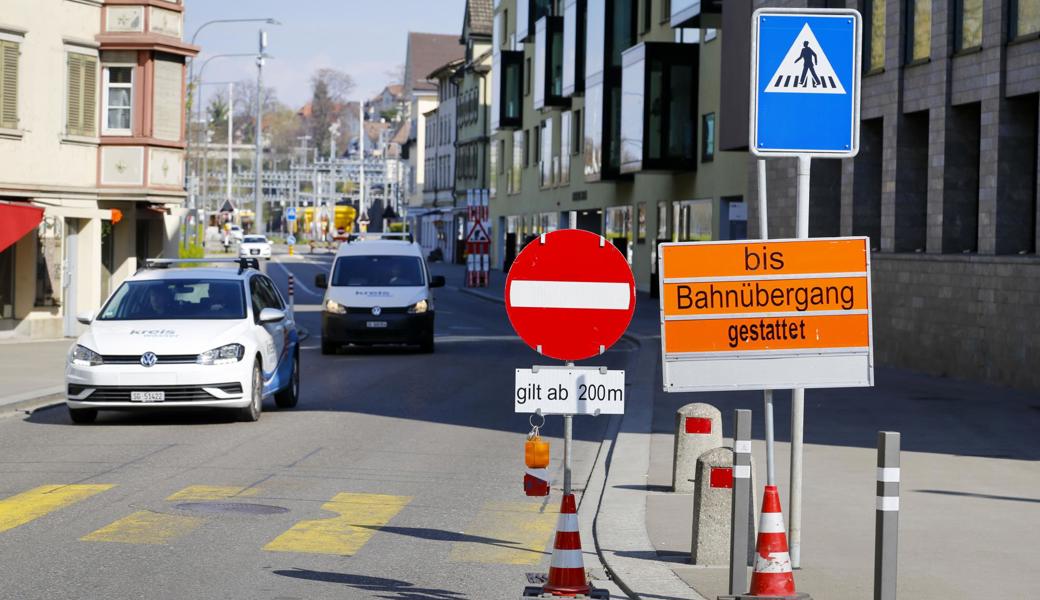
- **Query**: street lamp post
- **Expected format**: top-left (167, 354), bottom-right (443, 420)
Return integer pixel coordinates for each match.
top-left (254, 30), bottom-right (268, 234)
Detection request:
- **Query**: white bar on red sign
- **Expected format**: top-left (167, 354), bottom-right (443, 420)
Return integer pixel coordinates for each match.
top-left (515, 366), bottom-right (625, 415)
top-left (509, 280), bottom-right (631, 310)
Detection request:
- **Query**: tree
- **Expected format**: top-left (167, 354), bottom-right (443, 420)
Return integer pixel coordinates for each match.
top-left (306, 68), bottom-right (356, 158)
top-left (233, 79), bottom-right (280, 143)
top-left (206, 91), bottom-right (230, 144)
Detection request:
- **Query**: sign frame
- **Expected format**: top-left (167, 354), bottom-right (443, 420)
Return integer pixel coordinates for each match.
top-left (657, 237), bottom-right (874, 393)
top-left (750, 7), bottom-right (863, 158)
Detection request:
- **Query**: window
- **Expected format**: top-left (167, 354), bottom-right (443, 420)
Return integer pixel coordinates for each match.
top-left (956, 0), bottom-right (983, 50)
top-left (331, 256), bottom-right (425, 287)
top-left (525, 57), bottom-right (532, 96)
top-left (661, 0), bottom-right (671, 24)
top-left (642, 0), bottom-right (653, 33)
top-left (102, 64), bottom-right (132, 134)
top-left (99, 280), bottom-right (247, 321)
top-left (511, 130), bottom-right (524, 193)
top-left (864, 0), bottom-right (886, 72)
top-left (540, 117), bottom-right (553, 188)
top-left (701, 113), bottom-right (715, 162)
top-left (905, 0), bottom-right (932, 63)
top-left (67, 53), bottom-right (98, 137)
top-left (560, 111), bottom-right (572, 185)
top-left (0, 39), bottom-right (19, 130)
top-left (1011, 0), bottom-right (1040, 38)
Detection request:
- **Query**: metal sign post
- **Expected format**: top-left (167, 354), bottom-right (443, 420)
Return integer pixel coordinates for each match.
top-left (750, 7), bottom-right (863, 568)
top-left (729, 409), bottom-right (753, 595)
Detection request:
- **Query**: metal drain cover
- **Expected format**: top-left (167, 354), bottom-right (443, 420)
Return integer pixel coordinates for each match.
top-left (174, 502), bottom-right (289, 516)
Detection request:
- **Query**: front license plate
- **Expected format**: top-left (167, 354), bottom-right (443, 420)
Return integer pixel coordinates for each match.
top-left (366, 321), bottom-right (388, 329)
top-left (130, 391), bottom-right (165, 403)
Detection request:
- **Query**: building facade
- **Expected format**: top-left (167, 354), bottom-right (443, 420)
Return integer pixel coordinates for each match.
top-left (489, 0), bottom-right (748, 293)
top-left (709, 0), bottom-right (1040, 390)
top-left (0, 0), bottom-right (197, 339)
top-left (421, 60), bottom-right (462, 258)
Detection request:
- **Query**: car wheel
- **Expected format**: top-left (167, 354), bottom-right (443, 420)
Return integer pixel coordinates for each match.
top-left (237, 360), bottom-right (263, 422)
top-left (321, 339), bottom-right (336, 355)
top-left (419, 332), bottom-right (434, 354)
top-left (275, 352), bottom-right (299, 409)
top-left (68, 407), bottom-right (97, 424)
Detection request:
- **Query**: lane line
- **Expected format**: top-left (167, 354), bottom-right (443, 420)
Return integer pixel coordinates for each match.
top-left (270, 259), bottom-right (322, 298)
top-left (80, 511), bottom-right (203, 545)
top-left (449, 500), bottom-right (559, 565)
top-left (0, 484), bottom-right (115, 535)
top-left (263, 492), bottom-right (412, 556)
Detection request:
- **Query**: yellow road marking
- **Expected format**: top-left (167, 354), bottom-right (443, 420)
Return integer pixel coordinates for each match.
top-left (80, 511), bottom-right (203, 545)
top-left (264, 492), bottom-right (412, 556)
top-left (0, 484), bottom-right (114, 535)
top-left (165, 485), bottom-right (260, 502)
top-left (449, 501), bottom-right (559, 565)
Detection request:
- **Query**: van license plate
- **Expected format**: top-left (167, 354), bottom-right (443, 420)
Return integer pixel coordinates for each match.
top-left (130, 391), bottom-right (165, 402)
top-left (366, 321), bottom-right (388, 328)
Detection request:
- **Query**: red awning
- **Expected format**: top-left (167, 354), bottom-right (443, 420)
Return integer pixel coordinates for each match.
top-left (0, 203), bottom-right (44, 253)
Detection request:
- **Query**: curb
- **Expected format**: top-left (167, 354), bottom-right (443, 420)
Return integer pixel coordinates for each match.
top-left (0, 392), bottom-right (65, 418)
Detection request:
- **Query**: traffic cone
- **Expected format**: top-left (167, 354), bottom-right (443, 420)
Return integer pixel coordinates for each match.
top-left (542, 494), bottom-right (589, 596)
top-left (748, 485), bottom-right (798, 597)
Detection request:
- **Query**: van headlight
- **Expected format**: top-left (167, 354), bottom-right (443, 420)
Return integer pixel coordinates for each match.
top-left (407, 299), bottom-right (430, 314)
top-left (70, 345), bottom-right (103, 367)
top-left (324, 299), bottom-right (348, 314)
top-left (197, 343), bottom-right (245, 366)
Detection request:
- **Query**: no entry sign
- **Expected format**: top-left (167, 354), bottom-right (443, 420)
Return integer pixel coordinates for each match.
top-left (506, 229), bottom-right (636, 361)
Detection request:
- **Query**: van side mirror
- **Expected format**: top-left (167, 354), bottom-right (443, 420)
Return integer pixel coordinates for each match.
top-left (315, 273), bottom-right (328, 289)
top-left (429, 275), bottom-right (446, 289)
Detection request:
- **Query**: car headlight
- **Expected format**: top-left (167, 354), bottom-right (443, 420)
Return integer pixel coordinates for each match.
top-left (408, 299), bottom-right (430, 314)
top-left (70, 345), bottom-right (103, 367)
top-left (324, 299), bottom-right (347, 314)
top-left (197, 343), bottom-right (245, 366)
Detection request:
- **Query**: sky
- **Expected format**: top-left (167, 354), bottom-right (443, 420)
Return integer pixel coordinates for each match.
top-left (184, 0), bottom-right (466, 109)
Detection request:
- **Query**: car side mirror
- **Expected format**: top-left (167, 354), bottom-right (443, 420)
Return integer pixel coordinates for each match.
top-left (315, 273), bottom-right (328, 289)
top-left (429, 275), bottom-right (446, 289)
top-left (259, 307), bottom-right (286, 323)
top-left (76, 311), bottom-right (94, 325)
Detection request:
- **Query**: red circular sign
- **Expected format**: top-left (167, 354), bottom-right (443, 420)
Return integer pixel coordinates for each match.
top-left (505, 229), bottom-right (636, 361)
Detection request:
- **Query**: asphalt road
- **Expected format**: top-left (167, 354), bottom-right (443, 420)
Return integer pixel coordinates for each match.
top-left (0, 252), bottom-right (633, 600)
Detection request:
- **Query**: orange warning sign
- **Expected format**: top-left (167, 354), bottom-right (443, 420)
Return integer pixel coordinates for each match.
top-left (658, 238), bottom-right (873, 392)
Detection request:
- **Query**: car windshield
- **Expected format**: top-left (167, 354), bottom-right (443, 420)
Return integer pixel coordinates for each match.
top-left (97, 280), bottom-right (247, 321)
top-left (243, 236), bottom-right (267, 244)
top-left (331, 255), bottom-right (425, 287)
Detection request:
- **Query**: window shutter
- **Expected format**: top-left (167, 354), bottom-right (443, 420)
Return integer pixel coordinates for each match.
top-left (82, 57), bottom-right (97, 135)
top-left (67, 54), bottom-right (83, 135)
top-left (0, 41), bottom-right (18, 130)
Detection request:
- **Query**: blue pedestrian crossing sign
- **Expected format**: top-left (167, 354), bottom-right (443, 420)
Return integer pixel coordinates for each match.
top-left (751, 8), bottom-right (862, 157)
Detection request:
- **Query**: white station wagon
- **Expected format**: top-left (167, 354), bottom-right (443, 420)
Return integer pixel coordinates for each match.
top-left (65, 258), bottom-right (300, 424)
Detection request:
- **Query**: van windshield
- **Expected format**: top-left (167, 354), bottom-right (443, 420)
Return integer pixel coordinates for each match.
top-left (331, 256), bottom-right (425, 287)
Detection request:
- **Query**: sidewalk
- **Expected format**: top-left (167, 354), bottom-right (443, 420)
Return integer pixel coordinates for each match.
top-left (0, 338), bottom-right (70, 410)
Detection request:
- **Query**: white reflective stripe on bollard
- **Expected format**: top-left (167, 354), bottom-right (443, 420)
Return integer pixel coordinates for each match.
top-left (876, 467), bottom-right (900, 482)
top-left (876, 496), bottom-right (899, 511)
top-left (735, 440), bottom-right (752, 454)
top-left (734, 465), bottom-right (752, 479)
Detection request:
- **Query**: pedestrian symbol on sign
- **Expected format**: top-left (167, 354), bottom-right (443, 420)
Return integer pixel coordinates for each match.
top-left (765, 24), bottom-right (846, 95)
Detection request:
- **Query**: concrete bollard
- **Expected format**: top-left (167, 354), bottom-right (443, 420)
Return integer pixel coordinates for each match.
top-left (691, 447), bottom-right (756, 566)
top-left (673, 403), bottom-right (723, 492)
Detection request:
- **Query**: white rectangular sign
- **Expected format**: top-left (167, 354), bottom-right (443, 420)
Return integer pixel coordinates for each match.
top-left (514, 366), bottom-right (625, 415)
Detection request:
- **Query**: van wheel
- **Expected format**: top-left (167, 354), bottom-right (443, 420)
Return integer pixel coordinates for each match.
top-left (237, 360), bottom-right (263, 422)
top-left (275, 352), bottom-right (299, 409)
top-left (68, 407), bottom-right (97, 424)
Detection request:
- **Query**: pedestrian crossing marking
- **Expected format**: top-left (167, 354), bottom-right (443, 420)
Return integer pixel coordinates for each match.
top-left (0, 484), bottom-right (115, 535)
top-left (764, 23), bottom-right (846, 95)
top-left (449, 501), bottom-right (559, 565)
top-left (263, 492), bottom-right (412, 556)
top-left (80, 511), bottom-right (204, 545)
top-left (166, 485), bottom-right (260, 502)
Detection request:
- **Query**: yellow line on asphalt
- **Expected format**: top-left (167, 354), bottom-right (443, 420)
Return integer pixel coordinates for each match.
top-left (80, 511), bottom-right (204, 545)
top-left (263, 492), bottom-right (412, 556)
top-left (449, 501), bottom-right (559, 565)
top-left (0, 484), bottom-right (115, 535)
top-left (165, 485), bottom-right (260, 501)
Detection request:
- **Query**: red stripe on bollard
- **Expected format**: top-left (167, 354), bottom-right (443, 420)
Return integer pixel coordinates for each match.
top-left (686, 417), bottom-right (713, 434)
top-left (709, 466), bottom-right (734, 489)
